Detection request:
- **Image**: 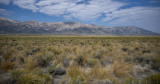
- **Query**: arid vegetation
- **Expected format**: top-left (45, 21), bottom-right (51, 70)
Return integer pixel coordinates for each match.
top-left (0, 35), bottom-right (160, 84)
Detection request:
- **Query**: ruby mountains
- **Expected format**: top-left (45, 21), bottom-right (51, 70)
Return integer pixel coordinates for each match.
top-left (0, 17), bottom-right (159, 36)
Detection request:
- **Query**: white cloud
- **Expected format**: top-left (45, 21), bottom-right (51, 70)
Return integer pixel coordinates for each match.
top-left (36, 0), bottom-right (78, 7)
top-left (13, 0), bottom-right (38, 12)
top-left (46, 0), bottom-right (124, 21)
top-left (103, 7), bottom-right (160, 33)
top-left (150, 0), bottom-right (160, 3)
top-left (0, 8), bottom-right (12, 16)
top-left (39, 2), bottom-right (75, 16)
top-left (12, 0), bottom-right (125, 21)
top-left (10, 0), bottom-right (160, 32)
top-left (0, 0), bottom-right (10, 5)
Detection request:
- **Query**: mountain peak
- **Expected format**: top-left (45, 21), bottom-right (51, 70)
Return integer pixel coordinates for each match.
top-left (0, 17), bottom-right (15, 22)
top-left (63, 22), bottom-right (76, 25)
top-left (0, 17), bottom-right (159, 36)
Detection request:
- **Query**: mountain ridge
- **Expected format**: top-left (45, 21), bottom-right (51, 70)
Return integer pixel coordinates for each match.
top-left (0, 17), bottom-right (159, 36)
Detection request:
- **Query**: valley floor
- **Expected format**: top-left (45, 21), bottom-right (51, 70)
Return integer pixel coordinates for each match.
top-left (0, 35), bottom-right (160, 84)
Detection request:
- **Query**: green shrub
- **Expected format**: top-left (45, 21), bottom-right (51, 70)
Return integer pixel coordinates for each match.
top-left (67, 65), bottom-right (82, 79)
top-left (69, 74), bottom-right (87, 84)
top-left (111, 61), bottom-right (133, 78)
top-left (121, 76), bottom-right (139, 84)
top-left (47, 46), bottom-right (61, 55)
top-left (1, 61), bottom-right (15, 71)
top-left (104, 77), bottom-right (119, 84)
top-left (17, 74), bottom-right (43, 84)
top-left (142, 74), bottom-right (160, 84)
top-left (76, 54), bottom-right (88, 66)
top-left (10, 69), bottom-right (24, 79)
top-left (37, 71), bottom-right (51, 84)
top-left (48, 66), bottom-right (56, 74)
top-left (152, 58), bottom-right (160, 72)
top-left (3, 50), bottom-right (13, 60)
top-left (94, 49), bottom-right (105, 60)
top-left (24, 56), bottom-right (37, 70)
top-left (91, 66), bottom-right (110, 79)
top-left (36, 53), bottom-right (54, 67)
top-left (88, 58), bottom-right (100, 67)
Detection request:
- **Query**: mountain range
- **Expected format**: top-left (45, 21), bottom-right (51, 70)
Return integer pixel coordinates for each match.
top-left (0, 17), bottom-right (159, 36)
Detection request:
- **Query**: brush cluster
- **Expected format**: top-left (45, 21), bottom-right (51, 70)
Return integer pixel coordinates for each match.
top-left (0, 35), bottom-right (160, 84)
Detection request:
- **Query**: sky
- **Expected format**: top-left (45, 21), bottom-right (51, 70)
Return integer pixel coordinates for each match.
top-left (0, 0), bottom-right (160, 33)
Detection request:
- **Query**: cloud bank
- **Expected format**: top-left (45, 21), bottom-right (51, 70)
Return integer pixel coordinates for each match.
top-left (0, 8), bottom-right (12, 16)
top-left (12, 0), bottom-right (125, 20)
top-left (0, 0), bottom-right (10, 5)
top-left (11, 0), bottom-right (160, 32)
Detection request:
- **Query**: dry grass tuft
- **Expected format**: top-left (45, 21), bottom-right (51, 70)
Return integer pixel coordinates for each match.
top-left (91, 65), bottom-right (110, 79)
top-left (75, 53), bottom-right (89, 66)
top-left (142, 74), bottom-right (160, 84)
top-left (110, 61), bottom-right (134, 78)
top-left (24, 56), bottom-right (37, 70)
top-left (67, 65), bottom-right (87, 84)
top-left (0, 36), bottom-right (160, 83)
top-left (1, 61), bottom-right (15, 72)
top-left (67, 65), bottom-right (86, 78)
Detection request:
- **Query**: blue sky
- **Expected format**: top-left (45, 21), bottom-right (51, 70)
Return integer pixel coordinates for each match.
top-left (0, 0), bottom-right (160, 33)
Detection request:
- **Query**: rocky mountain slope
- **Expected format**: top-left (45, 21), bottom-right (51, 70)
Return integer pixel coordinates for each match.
top-left (0, 17), bottom-right (159, 36)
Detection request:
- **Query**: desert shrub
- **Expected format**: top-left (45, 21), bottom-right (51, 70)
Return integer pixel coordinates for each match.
top-left (16, 45), bottom-right (24, 51)
top-left (3, 49), bottom-right (14, 60)
top-left (122, 48), bottom-right (129, 52)
top-left (67, 65), bottom-right (87, 83)
top-left (56, 55), bottom-right (64, 64)
top-left (1, 35), bottom-right (160, 84)
top-left (77, 74), bottom-right (87, 84)
top-left (24, 47), bottom-right (41, 56)
top-left (133, 56), bottom-right (152, 65)
top-left (142, 74), bottom-right (160, 84)
top-left (17, 56), bottom-right (25, 64)
top-left (0, 58), bottom-right (2, 65)
top-left (151, 57), bottom-right (160, 72)
top-left (24, 48), bottom-right (32, 56)
top-left (24, 56), bottom-right (37, 70)
top-left (104, 77), bottom-right (119, 84)
top-left (67, 64), bottom-right (87, 83)
top-left (1, 61), bottom-right (15, 71)
top-left (31, 47), bottom-right (40, 53)
top-left (134, 56), bottom-right (144, 63)
top-left (17, 74), bottom-right (44, 84)
top-left (121, 76), bottom-right (139, 84)
top-left (107, 46), bottom-right (113, 51)
top-left (91, 66), bottom-right (109, 79)
top-left (67, 55), bottom-right (74, 60)
top-left (134, 47), bottom-right (139, 51)
top-left (124, 57), bottom-right (132, 63)
top-left (36, 71), bottom-right (51, 84)
top-left (142, 49), bottom-right (151, 54)
top-left (36, 53), bottom-right (55, 67)
top-left (55, 62), bottom-right (63, 69)
top-left (47, 46), bottom-right (61, 55)
top-left (15, 69), bottom-right (51, 84)
top-left (10, 68), bottom-right (29, 80)
top-left (64, 48), bottom-right (72, 52)
top-left (69, 74), bottom-right (87, 84)
top-left (94, 49), bottom-right (105, 60)
top-left (62, 58), bottom-right (70, 67)
top-left (88, 58), bottom-right (100, 67)
top-left (76, 54), bottom-right (88, 66)
top-left (48, 66), bottom-right (56, 74)
top-left (104, 79), bottom-right (114, 84)
top-left (111, 61), bottom-right (133, 78)
top-left (67, 65), bottom-right (84, 79)
top-left (11, 69), bottom-right (23, 79)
